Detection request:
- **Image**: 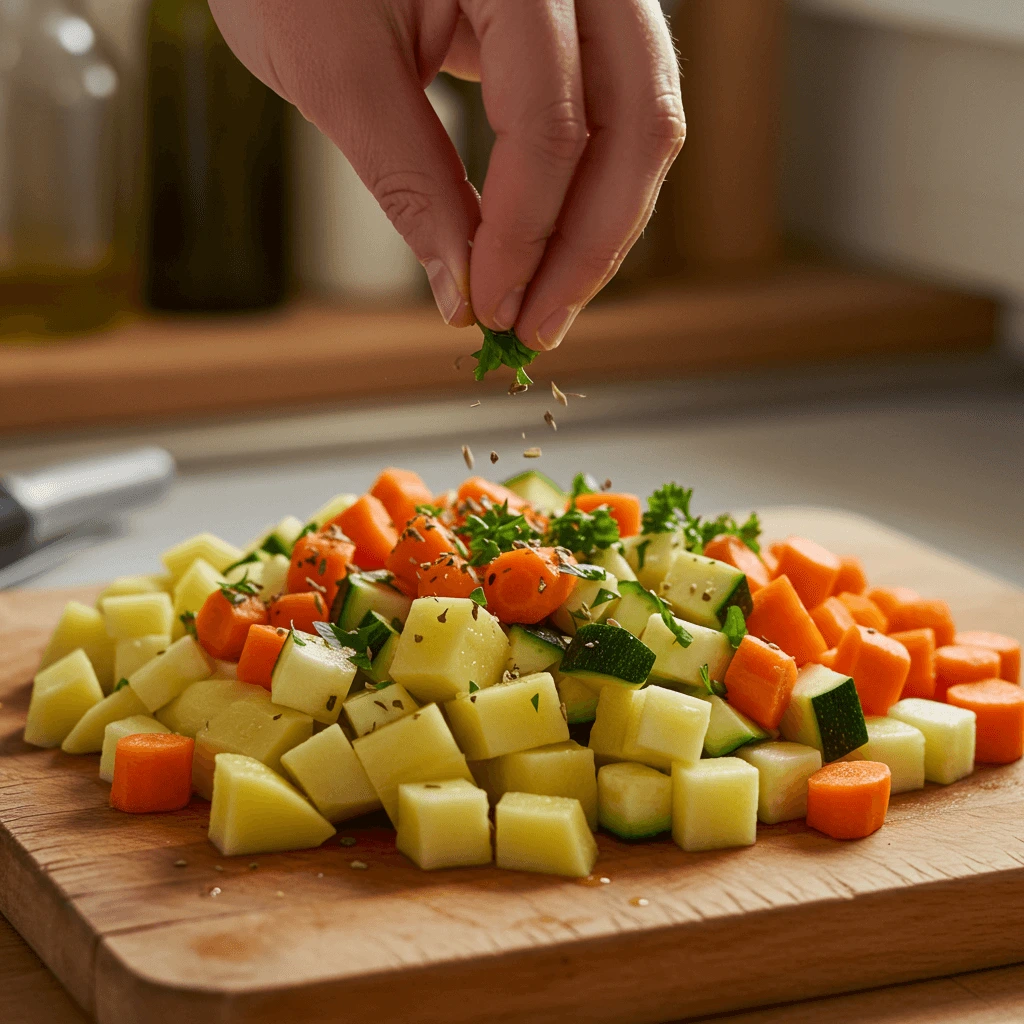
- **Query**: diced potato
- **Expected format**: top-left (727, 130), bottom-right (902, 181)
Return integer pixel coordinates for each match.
top-left (224, 559), bottom-right (265, 590)
top-left (38, 601), bottom-right (116, 693)
top-left (209, 753), bottom-right (336, 856)
top-left (114, 634), bottom-right (171, 682)
top-left (62, 682), bottom-right (148, 754)
top-left (491, 740), bottom-right (598, 829)
top-left (271, 630), bottom-right (357, 724)
top-left (212, 659), bottom-right (238, 680)
top-left (171, 558), bottom-right (225, 639)
top-left (162, 532), bottom-right (242, 579)
top-left (495, 792), bottom-right (598, 878)
top-left (843, 717), bottom-right (926, 794)
top-left (587, 684), bottom-right (637, 766)
top-left (343, 683), bottom-right (418, 737)
top-left (280, 724), bottom-right (381, 822)
top-left (445, 672), bottom-right (569, 761)
top-left (352, 703), bottom-right (473, 823)
top-left (128, 635), bottom-right (213, 712)
top-left (888, 698), bottom-right (975, 785)
top-left (396, 779), bottom-right (493, 870)
top-left (389, 597), bottom-right (509, 704)
top-left (623, 685), bottom-right (711, 769)
top-left (24, 650), bottom-right (105, 748)
top-left (550, 567), bottom-right (620, 635)
top-left (672, 757), bottom-right (759, 852)
top-left (260, 554), bottom-right (291, 599)
top-left (590, 546), bottom-right (638, 583)
top-left (598, 762), bottom-right (672, 838)
top-left (623, 529), bottom-right (687, 589)
top-left (735, 741), bottom-right (822, 824)
top-left (309, 493), bottom-right (356, 528)
top-left (101, 592), bottom-right (174, 641)
top-left (99, 714), bottom-right (170, 782)
top-left (155, 678), bottom-right (270, 737)
top-left (97, 575), bottom-right (164, 604)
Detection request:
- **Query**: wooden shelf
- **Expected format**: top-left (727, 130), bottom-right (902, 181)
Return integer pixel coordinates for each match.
top-left (0, 263), bottom-right (998, 436)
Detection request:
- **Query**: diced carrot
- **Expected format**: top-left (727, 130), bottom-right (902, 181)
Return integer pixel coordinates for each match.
top-left (391, 574), bottom-right (418, 599)
top-left (286, 526), bottom-right (355, 606)
top-left (721, 635), bottom-right (798, 730)
top-left (268, 591), bottom-right (329, 634)
top-left (889, 628), bottom-right (937, 700)
top-left (703, 534), bottom-right (771, 594)
top-left (806, 761), bottom-right (891, 840)
top-left (933, 644), bottom-right (1002, 702)
top-left (482, 547), bottom-right (576, 624)
top-left (331, 494), bottom-right (398, 571)
top-left (837, 591), bottom-right (889, 632)
top-left (810, 596), bottom-right (857, 649)
top-left (886, 598), bottom-right (956, 647)
top-left (574, 492), bottom-right (642, 538)
top-left (371, 467), bottom-right (435, 533)
top-left (762, 544), bottom-right (781, 576)
top-left (771, 536), bottom-right (842, 609)
top-left (110, 733), bottom-right (195, 813)
top-left (745, 575), bottom-right (828, 667)
top-left (954, 631), bottom-right (1021, 684)
top-left (833, 625), bottom-right (911, 716)
top-left (866, 586), bottom-right (920, 622)
top-left (237, 623), bottom-right (290, 690)
top-left (417, 555), bottom-right (482, 600)
top-left (385, 514), bottom-right (462, 589)
top-left (195, 589), bottom-right (269, 662)
top-left (832, 555), bottom-right (868, 596)
top-left (946, 679), bottom-right (1024, 764)
top-left (818, 648), bottom-right (838, 669)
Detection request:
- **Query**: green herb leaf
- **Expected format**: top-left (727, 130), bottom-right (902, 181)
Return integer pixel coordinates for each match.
top-left (322, 617), bottom-right (392, 671)
top-left (592, 588), bottom-right (618, 608)
top-left (699, 662), bottom-right (728, 698)
top-left (291, 629), bottom-right (307, 647)
top-left (544, 504), bottom-right (620, 559)
top-left (178, 611), bottom-right (197, 640)
top-left (640, 483), bottom-right (761, 554)
top-left (222, 551), bottom-right (261, 575)
top-left (414, 503), bottom-right (445, 518)
top-left (723, 605), bottom-right (747, 650)
top-left (531, 692), bottom-right (540, 712)
top-left (297, 522), bottom-right (318, 541)
top-left (470, 325), bottom-right (538, 384)
top-left (635, 539), bottom-right (650, 571)
top-left (469, 587), bottom-right (487, 607)
top-left (114, 677), bottom-right (130, 692)
top-left (218, 570), bottom-right (262, 606)
top-left (557, 563), bottom-right (607, 581)
top-left (457, 500), bottom-right (540, 566)
top-left (569, 473), bottom-right (598, 502)
top-left (469, 681), bottom-right (480, 693)
top-left (647, 590), bottom-right (692, 648)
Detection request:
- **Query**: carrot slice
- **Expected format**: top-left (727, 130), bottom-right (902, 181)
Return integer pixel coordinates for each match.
top-left (886, 598), bottom-right (956, 647)
top-left (837, 592), bottom-right (888, 632)
top-left (574, 493), bottom-right (642, 538)
top-left (933, 644), bottom-right (1002, 702)
top-left (762, 544), bottom-right (781, 577)
top-left (818, 647), bottom-right (838, 669)
top-left (867, 586), bottom-right (920, 622)
top-left (955, 631), bottom-right (1021, 684)
top-left (745, 575), bottom-right (828, 667)
top-left (287, 526), bottom-right (355, 606)
top-left (417, 555), bottom-right (482, 600)
top-left (237, 623), bottom-right (290, 689)
top-left (889, 627), bottom-right (937, 700)
top-left (371, 467), bottom-right (435, 534)
top-left (806, 761), bottom-right (891, 840)
top-left (482, 547), bottom-right (576, 624)
top-left (110, 733), bottom-right (195, 813)
top-left (721, 635), bottom-right (798, 730)
top-left (195, 589), bottom-right (269, 662)
top-left (833, 625), bottom-right (911, 716)
top-left (703, 534), bottom-right (771, 594)
top-left (332, 494), bottom-right (398, 570)
top-left (268, 591), bottom-right (329, 634)
top-left (771, 536), bottom-right (841, 609)
top-left (810, 596), bottom-right (857, 649)
top-left (946, 679), bottom-right (1024, 764)
top-left (832, 555), bottom-right (868, 597)
top-left (385, 513), bottom-right (462, 589)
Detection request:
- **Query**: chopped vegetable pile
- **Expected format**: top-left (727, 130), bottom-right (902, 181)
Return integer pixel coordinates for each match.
top-left (25, 468), bottom-right (1022, 876)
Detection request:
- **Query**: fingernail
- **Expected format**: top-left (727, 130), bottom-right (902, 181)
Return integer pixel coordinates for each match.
top-left (536, 306), bottom-right (579, 350)
top-left (424, 259), bottom-right (467, 325)
top-left (493, 286), bottom-right (525, 331)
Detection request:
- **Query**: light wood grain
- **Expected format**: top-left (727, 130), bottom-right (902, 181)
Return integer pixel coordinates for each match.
top-left (1, 512), bottom-right (1023, 1024)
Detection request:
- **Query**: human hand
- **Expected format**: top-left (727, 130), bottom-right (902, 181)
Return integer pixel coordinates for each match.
top-left (209, 0), bottom-right (684, 350)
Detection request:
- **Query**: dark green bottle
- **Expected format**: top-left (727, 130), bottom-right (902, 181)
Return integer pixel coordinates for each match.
top-left (143, 0), bottom-right (288, 311)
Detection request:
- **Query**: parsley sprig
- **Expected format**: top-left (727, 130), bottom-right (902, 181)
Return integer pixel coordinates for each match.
top-left (640, 483), bottom-right (761, 554)
top-left (458, 500), bottom-right (540, 566)
top-left (218, 571), bottom-right (261, 606)
top-left (471, 326), bottom-right (538, 386)
top-left (545, 505), bottom-right (620, 559)
top-left (722, 605), bottom-right (748, 649)
top-left (315, 617), bottom-right (392, 672)
top-left (699, 663), bottom-right (728, 698)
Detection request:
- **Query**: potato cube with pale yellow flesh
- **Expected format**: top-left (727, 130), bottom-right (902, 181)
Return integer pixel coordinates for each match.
top-left (623, 684), bottom-right (710, 769)
top-left (623, 529), bottom-right (687, 590)
top-left (39, 601), bottom-right (116, 693)
top-left (445, 672), bottom-right (569, 761)
top-left (588, 685), bottom-right (637, 766)
top-left (590, 546), bottom-right (637, 583)
top-left (550, 567), bottom-right (620, 635)
top-left (495, 792), bottom-right (598, 878)
top-left (172, 558), bottom-right (225, 639)
top-left (271, 630), bottom-right (357, 725)
top-left (156, 678), bottom-right (271, 737)
top-left (209, 754), bottom-right (335, 856)
top-left (101, 592), bottom-right (174, 641)
top-left (24, 650), bottom-right (105, 748)
top-left (224, 559), bottom-right (265, 591)
top-left (114, 635), bottom-right (171, 683)
top-left (162, 532), bottom-right (242, 579)
top-left (735, 741), bottom-right (822, 824)
top-left (888, 698), bottom-right (975, 785)
top-left (259, 553), bottom-right (290, 599)
top-left (389, 597), bottom-right (509, 704)
top-left (280, 724), bottom-right (381, 822)
top-left (309, 492), bottom-right (356, 528)
top-left (353, 703), bottom-right (473, 823)
top-left (598, 762), bottom-right (672, 839)
top-left (97, 575), bottom-right (164, 604)
top-left (672, 757), bottom-right (759, 852)
top-left (100, 715), bottom-right (170, 782)
top-left (343, 684), bottom-right (418, 737)
top-left (193, 699), bottom-right (313, 799)
top-left (491, 740), bottom-right (597, 829)
top-left (62, 681), bottom-right (148, 754)
top-left (129, 635), bottom-right (213, 712)
top-left (396, 779), bottom-right (492, 870)
top-left (843, 717), bottom-right (925, 794)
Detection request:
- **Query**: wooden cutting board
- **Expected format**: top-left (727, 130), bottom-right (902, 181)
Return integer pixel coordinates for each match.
top-left (2, 508), bottom-right (1023, 1024)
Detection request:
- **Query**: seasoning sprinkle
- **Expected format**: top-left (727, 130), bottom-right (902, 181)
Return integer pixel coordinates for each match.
top-left (470, 400), bottom-right (481, 408)
top-left (438, 608), bottom-right (448, 623)
top-left (209, 886), bottom-right (222, 898)
top-left (174, 859), bottom-right (188, 868)
top-left (214, 864), bottom-right (224, 872)
top-left (249, 862), bottom-right (259, 869)
top-left (566, 392), bottom-right (587, 399)
top-left (551, 381), bottom-right (568, 406)
top-left (544, 410), bottom-right (557, 431)
top-left (374, 700), bottom-right (387, 710)
top-left (414, 634), bottom-right (424, 643)
top-left (490, 451), bottom-right (499, 464)
top-left (509, 382), bottom-right (529, 395)
top-left (523, 447), bottom-right (542, 459)
top-left (276, 890), bottom-right (285, 898)
top-left (462, 444), bottom-right (475, 470)
top-left (602, 478), bottom-right (612, 491)
top-left (350, 860), bottom-right (369, 870)
top-left (339, 836), bottom-right (357, 847)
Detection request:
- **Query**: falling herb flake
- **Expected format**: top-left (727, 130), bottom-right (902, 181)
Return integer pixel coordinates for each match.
top-left (558, 563), bottom-right (607, 581)
top-left (523, 447), bottom-right (542, 459)
top-left (490, 451), bottom-right (499, 464)
top-left (462, 445), bottom-right (475, 470)
top-left (531, 693), bottom-right (540, 712)
top-left (544, 410), bottom-right (557, 431)
top-left (592, 588), bottom-right (618, 608)
top-left (470, 400), bottom-right (481, 408)
top-left (509, 382), bottom-right (529, 395)
top-left (350, 860), bottom-right (369, 870)
top-left (566, 392), bottom-right (587, 399)
top-left (471, 325), bottom-right (538, 386)
top-left (551, 381), bottom-right (568, 406)
top-left (469, 587), bottom-right (487, 607)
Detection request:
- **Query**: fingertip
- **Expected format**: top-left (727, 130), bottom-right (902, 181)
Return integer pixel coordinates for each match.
top-left (525, 305), bottom-right (580, 351)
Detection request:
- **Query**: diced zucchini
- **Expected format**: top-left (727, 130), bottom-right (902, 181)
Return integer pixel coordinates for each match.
top-left (701, 695), bottom-right (769, 757)
top-left (494, 792), bottom-right (598, 878)
top-left (99, 714), bottom-right (169, 783)
top-left (658, 551), bottom-right (753, 629)
top-left (246, 515), bottom-right (305, 557)
top-left (640, 612), bottom-right (733, 688)
top-left (308, 492), bottom-right (357, 528)
top-left (38, 601), bottom-right (115, 693)
top-left (556, 674), bottom-right (600, 724)
top-left (598, 762), bottom-right (672, 839)
top-left (396, 779), bottom-right (493, 870)
top-left (843, 716), bottom-right (926, 793)
top-left (367, 629), bottom-right (400, 684)
top-left (62, 682), bottom-right (148, 754)
top-left (501, 470), bottom-right (567, 515)
top-left (559, 622), bottom-right (655, 689)
top-left (623, 684), bottom-right (710, 769)
top-left (156, 677), bottom-right (271, 737)
top-left (114, 634), bottom-right (171, 683)
top-left (24, 650), bottom-right (105, 748)
top-left (590, 545), bottom-right (638, 583)
top-left (333, 570), bottom-right (412, 631)
top-left (271, 630), bottom-right (358, 725)
top-left (672, 757), bottom-right (759, 852)
top-left (622, 529), bottom-right (688, 589)
top-left (343, 683), bottom-right (419, 737)
top-left (888, 698), bottom-right (975, 785)
top-left (779, 663), bottom-right (868, 763)
top-left (506, 624), bottom-right (567, 676)
top-left (128, 635), bottom-right (213, 713)
top-left (550, 566), bottom-right (620, 635)
top-left (162, 532), bottom-right (242, 579)
top-left (171, 558), bottom-right (225, 639)
top-left (613, 581), bottom-right (663, 638)
top-left (735, 741), bottom-right (822, 823)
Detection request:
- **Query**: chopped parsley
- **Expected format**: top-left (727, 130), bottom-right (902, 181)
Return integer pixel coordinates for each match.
top-left (641, 483), bottom-right (694, 537)
top-left (569, 472), bottom-right (598, 500)
top-left (530, 692), bottom-right (540, 712)
top-left (557, 563), bottom-right (607, 581)
top-left (217, 571), bottom-right (261, 606)
top-left (544, 505), bottom-right (619, 559)
top-left (640, 483), bottom-right (761, 554)
top-left (699, 662), bottom-right (727, 698)
top-left (320, 616), bottom-right (393, 671)
top-left (471, 325), bottom-right (538, 386)
top-left (468, 587), bottom-right (487, 607)
top-left (722, 605), bottom-right (747, 649)
top-left (414, 503), bottom-right (445, 518)
top-left (178, 610), bottom-right (197, 639)
top-left (648, 590), bottom-right (692, 648)
top-left (469, 681), bottom-right (480, 693)
top-left (222, 551), bottom-right (261, 575)
top-left (592, 588), bottom-right (618, 608)
top-left (113, 677), bottom-right (130, 692)
top-left (457, 500), bottom-right (540, 566)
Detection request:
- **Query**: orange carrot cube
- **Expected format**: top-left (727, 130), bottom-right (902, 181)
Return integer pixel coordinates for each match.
top-left (810, 596), bottom-right (857, 649)
top-left (885, 598), bottom-right (956, 647)
top-left (237, 623), bottom-right (290, 689)
top-left (771, 537), bottom-right (841, 609)
top-left (933, 644), bottom-right (1002, 702)
top-left (867, 586), bottom-right (919, 622)
top-left (806, 761), bottom-right (890, 840)
top-left (946, 679), bottom-right (1024, 764)
top-left (837, 592), bottom-right (888, 632)
top-left (721, 635), bottom-right (798, 731)
top-left (833, 625), bottom-right (911, 716)
top-left (268, 591), bottom-right (329, 634)
top-left (889, 628), bottom-right (937, 699)
top-left (287, 527), bottom-right (355, 606)
top-left (110, 733), bottom-right (195, 813)
top-left (745, 575), bottom-right (828, 667)
top-left (955, 631), bottom-right (1021, 685)
top-left (371, 467), bottom-right (435, 534)
top-left (574, 492), bottom-right (642, 538)
top-left (832, 555), bottom-right (868, 596)
top-left (703, 534), bottom-right (771, 594)
top-left (818, 648), bottom-right (838, 669)
top-left (332, 494), bottom-right (398, 570)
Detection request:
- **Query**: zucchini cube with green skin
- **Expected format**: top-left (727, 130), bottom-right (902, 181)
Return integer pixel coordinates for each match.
top-left (101, 592), bottom-right (174, 641)
top-left (506, 624), bottom-right (566, 676)
top-left (641, 612), bottom-right (733, 689)
top-left (343, 683), bottom-right (419, 737)
top-left (333, 571), bottom-right (412, 631)
top-left (623, 684), bottom-right (711, 769)
top-left (245, 515), bottom-right (305, 557)
top-left (309, 492), bottom-right (357, 528)
top-left (559, 622), bottom-right (655, 689)
top-left (62, 681), bottom-right (148, 754)
top-left (99, 714), bottom-right (169, 782)
top-left (39, 601), bottom-right (116, 693)
top-left (495, 792), bottom-right (598, 878)
top-left (550, 567), bottom-right (621, 636)
top-left (843, 716), bottom-right (926, 794)
top-left (501, 470), bottom-right (567, 515)
top-left (171, 558), bottom-right (224, 639)
top-left (162, 532), bottom-right (242, 579)
top-left (658, 551), bottom-right (753, 630)
top-left (97, 575), bottom-right (164, 603)
top-left (209, 754), bottom-right (336, 857)
top-left (271, 630), bottom-right (357, 725)
top-left (446, 672), bottom-right (569, 761)
top-left (388, 597), bottom-right (509, 704)
top-left (556, 674), bottom-right (600, 724)
top-left (280, 724), bottom-right (381, 822)
top-left (396, 779), bottom-right (493, 870)
top-left (156, 678), bottom-right (270, 737)
top-left (598, 762), bottom-right (671, 839)
top-left (779, 663), bottom-right (868, 763)
top-left (128, 635), bottom-right (213, 713)
top-left (114, 635), bottom-right (170, 682)
top-left (701, 695), bottom-right (770, 758)
top-left (888, 698), bottom-right (975, 785)
top-left (24, 650), bottom-right (105, 748)
top-left (612, 581), bottom-right (662, 638)
top-left (735, 741), bottom-right (822, 823)
top-left (672, 757), bottom-right (759, 852)
top-left (490, 740), bottom-right (598, 829)
top-left (623, 530), bottom-right (687, 590)
top-left (352, 702), bottom-right (474, 823)
top-left (590, 545), bottom-right (637, 583)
